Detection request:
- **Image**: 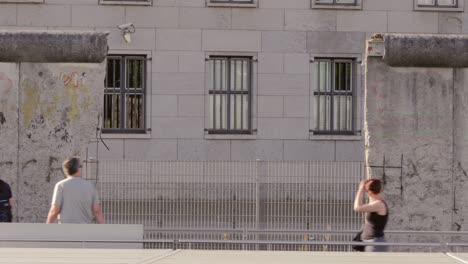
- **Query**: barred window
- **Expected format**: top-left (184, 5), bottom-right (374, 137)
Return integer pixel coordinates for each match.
top-left (417, 0), bottom-right (457, 7)
top-left (103, 55), bottom-right (146, 133)
top-left (311, 59), bottom-right (355, 135)
top-left (207, 57), bottom-right (253, 134)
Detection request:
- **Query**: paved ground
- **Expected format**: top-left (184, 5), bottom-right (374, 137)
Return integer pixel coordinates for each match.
top-left (0, 248), bottom-right (467, 264)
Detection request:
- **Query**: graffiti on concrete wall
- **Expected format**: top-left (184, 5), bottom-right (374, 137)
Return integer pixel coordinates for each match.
top-left (0, 72), bottom-right (14, 128)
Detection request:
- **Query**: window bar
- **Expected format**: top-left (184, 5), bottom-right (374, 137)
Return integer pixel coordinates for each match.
top-left (220, 59), bottom-right (224, 130)
top-left (104, 60), bottom-right (110, 128)
top-left (133, 59), bottom-right (138, 129)
top-left (330, 61), bottom-right (335, 132)
top-left (233, 59), bottom-right (237, 131)
top-left (142, 58), bottom-right (146, 130)
top-left (351, 62), bottom-right (355, 132)
top-left (240, 59), bottom-right (244, 131)
top-left (120, 57), bottom-right (126, 131)
top-left (247, 59), bottom-right (252, 131)
top-left (134, 59), bottom-right (139, 129)
top-left (212, 59), bottom-right (217, 130)
top-left (112, 58), bottom-right (117, 129)
top-left (337, 62), bottom-right (342, 132)
top-left (316, 62), bottom-right (321, 131)
top-left (343, 62), bottom-right (349, 131)
top-left (112, 57), bottom-right (119, 128)
top-left (227, 59), bottom-right (231, 131)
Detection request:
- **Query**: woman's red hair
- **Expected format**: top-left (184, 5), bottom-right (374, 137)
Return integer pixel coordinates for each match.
top-left (365, 178), bottom-right (382, 194)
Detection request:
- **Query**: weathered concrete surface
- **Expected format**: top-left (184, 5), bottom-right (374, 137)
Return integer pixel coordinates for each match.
top-left (0, 63), bottom-right (19, 217)
top-left (365, 34), bottom-right (468, 237)
top-left (453, 68), bottom-right (468, 234)
top-left (0, 31), bottom-right (107, 223)
top-left (383, 34), bottom-right (468, 68)
top-left (17, 63), bottom-right (105, 222)
top-left (0, 31), bottom-right (108, 63)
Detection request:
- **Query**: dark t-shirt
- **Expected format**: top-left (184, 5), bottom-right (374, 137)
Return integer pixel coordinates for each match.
top-left (0, 180), bottom-right (12, 211)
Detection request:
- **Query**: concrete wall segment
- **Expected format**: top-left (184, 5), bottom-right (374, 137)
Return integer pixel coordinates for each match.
top-left (383, 34), bottom-right (468, 67)
top-left (388, 11), bottom-right (439, 33)
top-left (258, 73), bottom-right (309, 96)
top-left (258, 53), bottom-right (283, 74)
top-left (71, 5), bottom-right (125, 27)
top-left (362, 0), bottom-right (413, 11)
top-left (0, 31), bottom-right (109, 63)
top-left (306, 31), bottom-right (366, 54)
top-left (230, 140), bottom-right (284, 160)
top-left (439, 12), bottom-right (463, 34)
top-left (156, 29), bottom-right (202, 51)
top-left (17, 4), bottom-right (71, 27)
top-left (261, 31), bottom-right (306, 53)
top-left (203, 30), bottom-right (261, 52)
top-left (177, 139), bottom-right (230, 160)
top-left (365, 47), bottom-right (458, 233)
top-left (18, 62), bottom-right (106, 222)
top-left (0, 63), bottom-right (19, 220)
top-left (337, 11), bottom-right (387, 32)
top-left (125, 6), bottom-right (178, 28)
top-left (179, 7), bottom-right (231, 30)
top-left (152, 72), bottom-right (204, 95)
top-left (284, 9), bottom-right (336, 31)
top-left (453, 68), bottom-right (468, 232)
top-left (232, 8), bottom-right (284, 31)
top-left (124, 139), bottom-right (178, 160)
top-left (0, 4), bottom-right (16, 26)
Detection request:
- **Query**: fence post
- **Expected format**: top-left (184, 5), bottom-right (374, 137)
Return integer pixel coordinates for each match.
top-left (255, 159), bottom-right (268, 250)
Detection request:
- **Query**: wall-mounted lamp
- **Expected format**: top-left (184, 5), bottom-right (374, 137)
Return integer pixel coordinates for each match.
top-left (117, 23), bottom-right (135, 44)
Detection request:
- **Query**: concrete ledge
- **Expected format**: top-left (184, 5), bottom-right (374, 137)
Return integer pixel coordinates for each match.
top-left (0, 223), bottom-right (143, 248)
top-left (382, 34), bottom-right (468, 68)
top-left (0, 31), bottom-right (108, 63)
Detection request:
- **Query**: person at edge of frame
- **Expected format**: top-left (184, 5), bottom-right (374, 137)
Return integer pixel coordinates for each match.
top-left (0, 179), bottom-right (13, 222)
top-left (354, 178), bottom-right (389, 252)
top-left (46, 157), bottom-right (105, 224)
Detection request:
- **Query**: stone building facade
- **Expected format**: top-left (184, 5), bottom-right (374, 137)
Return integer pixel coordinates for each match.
top-left (1, 0), bottom-right (466, 162)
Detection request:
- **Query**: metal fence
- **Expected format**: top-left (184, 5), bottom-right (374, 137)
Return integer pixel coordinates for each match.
top-left (85, 160), bottom-right (364, 251)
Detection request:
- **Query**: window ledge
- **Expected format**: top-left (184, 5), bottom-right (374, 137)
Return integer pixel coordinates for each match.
top-left (309, 134), bottom-right (362, 141)
top-left (206, 1), bottom-right (258, 8)
top-left (312, 0), bottom-right (362, 10)
top-left (99, 0), bottom-right (152, 5)
top-left (100, 133), bottom-right (152, 139)
top-left (205, 134), bottom-right (257, 140)
top-left (0, 0), bottom-right (43, 3)
top-left (414, 6), bottom-right (463, 11)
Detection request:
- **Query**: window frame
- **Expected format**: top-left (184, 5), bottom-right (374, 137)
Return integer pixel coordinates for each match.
top-left (204, 52), bottom-right (258, 140)
top-left (414, 0), bottom-right (463, 11)
top-left (102, 52), bottom-right (151, 136)
top-left (206, 0), bottom-right (258, 8)
top-left (309, 54), bottom-right (362, 140)
top-left (311, 0), bottom-right (362, 10)
top-left (99, 0), bottom-right (152, 6)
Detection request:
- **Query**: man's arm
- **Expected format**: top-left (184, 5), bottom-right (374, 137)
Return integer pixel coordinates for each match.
top-left (93, 204), bottom-right (105, 224)
top-left (46, 205), bottom-right (61, 224)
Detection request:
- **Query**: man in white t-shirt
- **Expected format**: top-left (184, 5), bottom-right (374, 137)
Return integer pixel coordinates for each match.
top-left (46, 157), bottom-right (104, 224)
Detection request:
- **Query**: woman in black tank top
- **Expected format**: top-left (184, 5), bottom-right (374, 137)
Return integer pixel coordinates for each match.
top-left (353, 178), bottom-right (389, 252)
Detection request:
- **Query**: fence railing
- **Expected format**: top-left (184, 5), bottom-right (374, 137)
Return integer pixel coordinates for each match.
top-left (84, 160), bottom-right (365, 251)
